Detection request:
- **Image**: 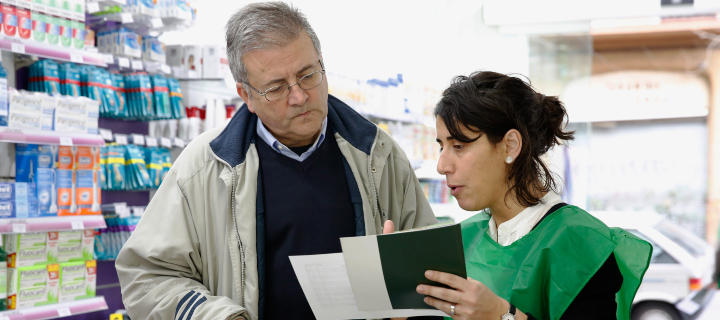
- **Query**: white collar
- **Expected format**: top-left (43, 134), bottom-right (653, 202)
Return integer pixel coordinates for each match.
top-left (256, 117), bottom-right (328, 162)
top-left (487, 191), bottom-right (564, 246)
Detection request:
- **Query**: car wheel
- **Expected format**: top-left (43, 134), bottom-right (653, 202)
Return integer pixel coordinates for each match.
top-left (632, 302), bottom-right (682, 320)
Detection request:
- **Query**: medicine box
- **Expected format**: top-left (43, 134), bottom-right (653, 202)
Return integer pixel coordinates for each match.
top-left (7, 263), bottom-right (59, 309)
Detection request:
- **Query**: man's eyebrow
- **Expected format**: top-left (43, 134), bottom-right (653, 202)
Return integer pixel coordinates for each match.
top-left (262, 63), bottom-right (316, 88)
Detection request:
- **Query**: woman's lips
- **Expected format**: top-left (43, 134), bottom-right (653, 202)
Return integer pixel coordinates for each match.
top-left (449, 185), bottom-right (463, 196)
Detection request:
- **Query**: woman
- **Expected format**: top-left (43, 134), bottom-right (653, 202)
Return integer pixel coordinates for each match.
top-left (402, 71), bottom-right (652, 320)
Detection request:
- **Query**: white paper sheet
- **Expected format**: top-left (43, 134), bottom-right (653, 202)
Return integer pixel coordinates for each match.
top-left (290, 253), bottom-right (448, 320)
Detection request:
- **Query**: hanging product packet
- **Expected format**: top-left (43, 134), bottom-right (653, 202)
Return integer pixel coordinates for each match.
top-left (151, 75), bottom-right (170, 120)
top-left (138, 73), bottom-right (154, 120)
top-left (78, 65), bottom-right (91, 98)
top-left (123, 73), bottom-right (137, 119)
top-left (124, 144), bottom-right (151, 190)
top-left (101, 70), bottom-right (119, 118)
top-left (144, 147), bottom-right (163, 188)
top-left (167, 77), bottom-right (185, 120)
top-left (59, 63), bottom-right (80, 97)
top-left (42, 60), bottom-right (60, 95)
top-left (161, 148), bottom-right (171, 181)
top-left (85, 68), bottom-right (105, 116)
top-left (110, 72), bottom-right (127, 118)
top-left (104, 144), bottom-right (126, 191)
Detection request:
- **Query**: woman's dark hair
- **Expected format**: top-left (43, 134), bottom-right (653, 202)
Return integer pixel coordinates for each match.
top-left (434, 71), bottom-right (574, 207)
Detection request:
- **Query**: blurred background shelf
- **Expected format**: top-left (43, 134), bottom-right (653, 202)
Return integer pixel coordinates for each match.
top-left (0, 215), bottom-right (107, 234)
top-left (0, 37), bottom-right (106, 67)
top-left (0, 297), bottom-right (108, 320)
top-left (0, 128), bottom-right (105, 147)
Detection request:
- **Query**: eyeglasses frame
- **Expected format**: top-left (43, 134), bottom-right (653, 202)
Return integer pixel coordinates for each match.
top-left (243, 60), bottom-right (326, 102)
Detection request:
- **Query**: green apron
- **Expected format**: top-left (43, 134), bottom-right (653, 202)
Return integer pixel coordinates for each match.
top-left (454, 206), bottom-right (652, 320)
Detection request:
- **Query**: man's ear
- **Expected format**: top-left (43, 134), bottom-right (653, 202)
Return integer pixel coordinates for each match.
top-left (504, 129), bottom-right (522, 161)
top-left (237, 83), bottom-right (256, 113)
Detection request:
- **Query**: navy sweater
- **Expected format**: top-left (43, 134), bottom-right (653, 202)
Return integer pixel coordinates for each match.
top-left (257, 131), bottom-right (357, 320)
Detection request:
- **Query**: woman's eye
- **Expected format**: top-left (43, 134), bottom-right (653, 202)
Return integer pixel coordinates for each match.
top-left (453, 145), bottom-right (464, 151)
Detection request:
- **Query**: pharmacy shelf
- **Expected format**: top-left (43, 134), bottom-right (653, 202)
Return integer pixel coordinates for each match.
top-left (0, 127), bottom-right (105, 147)
top-left (0, 215), bottom-right (107, 234)
top-left (0, 297), bottom-right (108, 320)
top-left (0, 37), bottom-right (106, 67)
top-left (431, 203), bottom-right (478, 223)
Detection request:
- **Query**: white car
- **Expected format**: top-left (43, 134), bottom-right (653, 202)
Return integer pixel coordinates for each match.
top-left (592, 211), bottom-right (716, 320)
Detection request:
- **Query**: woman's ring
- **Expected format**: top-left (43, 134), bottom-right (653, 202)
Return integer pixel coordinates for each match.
top-left (450, 304), bottom-right (455, 316)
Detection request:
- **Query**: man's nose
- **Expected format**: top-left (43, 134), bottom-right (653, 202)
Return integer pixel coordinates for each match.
top-left (287, 84), bottom-right (308, 107)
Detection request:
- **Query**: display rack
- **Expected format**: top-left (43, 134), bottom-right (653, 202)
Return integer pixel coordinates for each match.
top-left (0, 215), bottom-right (107, 234)
top-left (0, 37), bottom-right (106, 67)
top-left (0, 297), bottom-right (108, 320)
top-left (0, 128), bottom-right (105, 147)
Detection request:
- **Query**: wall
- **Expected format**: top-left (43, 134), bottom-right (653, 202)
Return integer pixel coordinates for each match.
top-left (162, 0), bottom-right (529, 89)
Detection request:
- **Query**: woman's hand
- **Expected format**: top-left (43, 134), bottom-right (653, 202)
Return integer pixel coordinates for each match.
top-left (417, 271), bottom-right (526, 320)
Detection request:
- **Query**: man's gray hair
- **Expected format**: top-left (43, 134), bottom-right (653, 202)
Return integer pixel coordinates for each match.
top-left (225, 2), bottom-right (322, 85)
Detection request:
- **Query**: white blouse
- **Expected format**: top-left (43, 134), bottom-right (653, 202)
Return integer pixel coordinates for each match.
top-left (487, 191), bottom-right (564, 246)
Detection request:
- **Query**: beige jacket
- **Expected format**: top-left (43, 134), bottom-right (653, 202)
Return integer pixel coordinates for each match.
top-left (116, 96), bottom-right (438, 320)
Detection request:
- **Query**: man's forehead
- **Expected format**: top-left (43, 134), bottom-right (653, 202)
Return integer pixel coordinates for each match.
top-left (243, 35), bottom-right (318, 80)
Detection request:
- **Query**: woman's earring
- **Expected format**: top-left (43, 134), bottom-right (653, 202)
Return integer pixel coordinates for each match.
top-left (505, 156), bottom-right (513, 164)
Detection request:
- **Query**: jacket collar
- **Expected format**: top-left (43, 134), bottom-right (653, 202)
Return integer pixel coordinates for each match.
top-left (209, 94), bottom-right (376, 168)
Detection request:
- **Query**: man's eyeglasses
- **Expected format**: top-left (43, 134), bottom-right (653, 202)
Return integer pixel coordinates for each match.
top-left (243, 60), bottom-right (326, 102)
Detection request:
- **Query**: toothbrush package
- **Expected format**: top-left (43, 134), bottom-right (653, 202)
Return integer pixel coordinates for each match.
top-left (69, 147), bottom-right (101, 216)
top-left (0, 183), bottom-right (38, 219)
top-left (14, 144), bottom-right (58, 217)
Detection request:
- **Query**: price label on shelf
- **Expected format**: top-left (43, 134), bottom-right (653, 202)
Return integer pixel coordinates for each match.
top-left (150, 17), bottom-right (163, 28)
top-left (114, 203), bottom-right (128, 217)
top-left (187, 70), bottom-right (198, 78)
top-left (57, 307), bottom-right (72, 317)
top-left (87, 2), bottom-right (100, 13)
top-left (114, 134), bottom-right (128, 145)
top-left (132, 134), bottom-right (145, 145)
top-left (118, 58), bottom-right (130, 68)
top-left (161, 64), bottom-right (171, 74)
top-left (12, 223), bottom-right (26, 233)
top-left (71, 221), bottom-right (85, 230)
top-left (103, 54), bottom-right (115, 64)
top-left (160, 137), bottom-right (172, 148)
top-left (11, 43), bottom-right (25, 54)
top-left (132, 206), bottom-right (145, 217)
top-left (120, 13), bottom-right (134, 23)
top-left (70, 53), bottom-right (84, 63)
top-left (100, 128), bottom-right (113, 141)
top-left (132, 60), bottom-right (144, 70)
top-left (0, 315), bottom-right (10, 320)
top-left (173, 137), bottom-right (185, 148)
top-left (145, 136), bottom-right (158, 147)
top-left (59, 136), bottom-right (73, 146)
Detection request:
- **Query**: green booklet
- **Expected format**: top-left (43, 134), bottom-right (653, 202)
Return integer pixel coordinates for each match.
top-left (340, 223), bottom-right (466, 310)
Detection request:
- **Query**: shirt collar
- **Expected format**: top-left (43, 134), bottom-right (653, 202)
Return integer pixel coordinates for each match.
top-left (256, 116), bottom-right (328, 162)
top-left (487, 191), bottom-right (563, 246)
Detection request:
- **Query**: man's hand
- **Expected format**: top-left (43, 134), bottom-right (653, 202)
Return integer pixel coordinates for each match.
top-left (383, 220), bottom-right (395, 234)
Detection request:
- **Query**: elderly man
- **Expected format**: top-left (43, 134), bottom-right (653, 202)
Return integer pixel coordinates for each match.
top-left (115, 2), bottom-right (437, 320)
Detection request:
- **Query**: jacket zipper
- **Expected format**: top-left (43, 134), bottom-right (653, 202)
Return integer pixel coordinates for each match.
top-left (229, 166), bottom-right (246, 309)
